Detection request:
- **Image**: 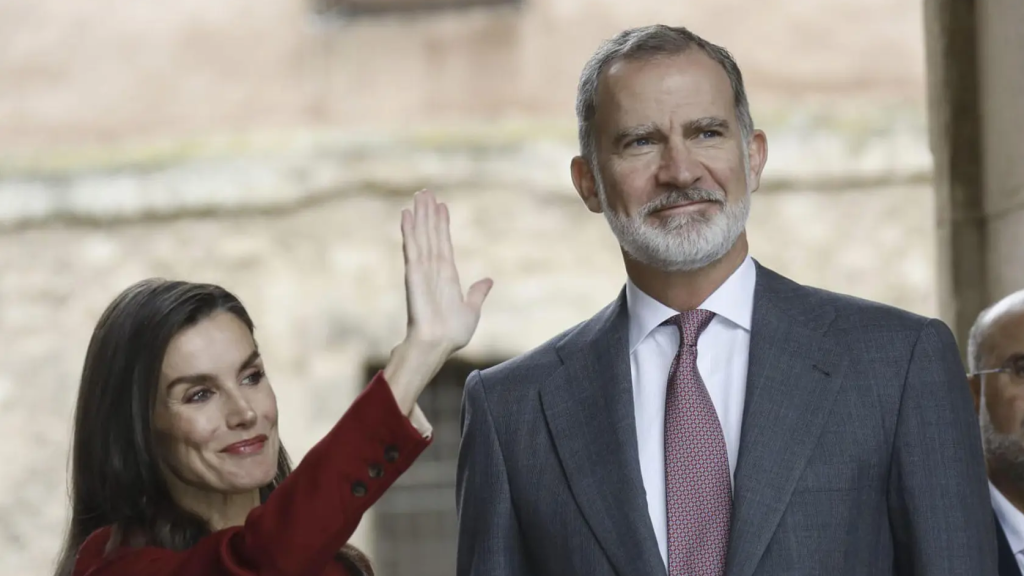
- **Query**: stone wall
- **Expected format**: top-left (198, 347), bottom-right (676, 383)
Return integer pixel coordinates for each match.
top-left (976, 0), bottom-right (1024, 299)
top-left (924, 0), bottom-right (1024, 347)
top-left (1, 0), bottom-right (925, 157)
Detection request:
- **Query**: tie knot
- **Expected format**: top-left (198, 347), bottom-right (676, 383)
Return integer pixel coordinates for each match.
top-left (664, 309), bottom-right (715, 347)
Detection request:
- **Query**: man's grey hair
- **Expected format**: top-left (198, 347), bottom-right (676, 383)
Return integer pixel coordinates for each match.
top-left (575, 24), bottom-right (754, 166)
top-left (968, 306), bottom-right (995, 374)
top-left (967, 289), bottom-right (1024, 373)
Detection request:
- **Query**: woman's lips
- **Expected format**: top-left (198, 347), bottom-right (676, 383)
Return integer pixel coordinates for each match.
top-left (221, 434), bottom-right (268, 455)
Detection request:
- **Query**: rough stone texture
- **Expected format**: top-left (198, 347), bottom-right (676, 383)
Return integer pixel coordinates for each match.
top-left (925, 0), bottom-right (1024, 348)
top-left (977, 0), bottom-right (1024, 301)
top-left (0, 113), bottom-right (932, 228)
top-left (987, 203), bottom-right (1024, 299)
top-left (0, 0), bottom-right (926, 157)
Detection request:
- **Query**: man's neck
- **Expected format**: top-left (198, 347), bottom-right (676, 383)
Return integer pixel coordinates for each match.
top-left (624, 234), bottom-right (749, 311)
top-left (990, 464), bottom-right (1024, 516)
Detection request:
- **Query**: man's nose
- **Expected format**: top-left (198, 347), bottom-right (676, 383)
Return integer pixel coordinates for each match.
top-left (656, 138), bottom-right (701, 189)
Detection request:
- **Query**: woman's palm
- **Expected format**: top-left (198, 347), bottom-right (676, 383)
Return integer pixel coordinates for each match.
top-left (401, 191), bottom-right (491, 352)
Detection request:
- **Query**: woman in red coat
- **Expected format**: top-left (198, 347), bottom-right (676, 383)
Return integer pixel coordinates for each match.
top-left (53, 190), bottom-right (493, 576)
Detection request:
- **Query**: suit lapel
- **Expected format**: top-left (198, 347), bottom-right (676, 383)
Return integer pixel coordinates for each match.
top-left (995, 514), bottom-right (1022, 576)
top-left (725, 264), bottom-right (848, 576)
top-left (540, 291), bottom-right (667, 576)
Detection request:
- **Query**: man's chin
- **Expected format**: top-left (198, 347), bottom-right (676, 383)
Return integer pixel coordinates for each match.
top-left (983, 432), bottom-right (1024, 474)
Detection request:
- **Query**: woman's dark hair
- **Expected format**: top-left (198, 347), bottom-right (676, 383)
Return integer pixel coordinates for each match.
top-left (54, 279), bottom-right (371, 576)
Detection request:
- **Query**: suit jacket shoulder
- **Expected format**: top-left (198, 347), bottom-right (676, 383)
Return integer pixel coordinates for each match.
top-left (754, 264), bottom-right (933, 336)
top-left (754, 263), bottom-right (960, 419)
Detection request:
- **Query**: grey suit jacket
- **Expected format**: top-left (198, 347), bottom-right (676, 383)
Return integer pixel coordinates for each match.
top-left (456, 262), bottom-right (997, 576)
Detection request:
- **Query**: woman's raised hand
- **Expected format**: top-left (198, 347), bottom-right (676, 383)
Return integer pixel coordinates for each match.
top-left (400, 190), bottom-right (492, 354)
top-left (383, 191), bottom-right (492, 416)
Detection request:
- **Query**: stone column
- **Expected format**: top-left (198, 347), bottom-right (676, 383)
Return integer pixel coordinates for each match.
top-left (924, 0), bottom-right (987, 353)
top-left (977, 0), bottom-right (1024, 300)
top-left (925, 0), bottom-right (1024, 355)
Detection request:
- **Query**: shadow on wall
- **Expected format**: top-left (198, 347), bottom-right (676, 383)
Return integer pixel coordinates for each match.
top-left (364, 357), bottom-right (505, 576)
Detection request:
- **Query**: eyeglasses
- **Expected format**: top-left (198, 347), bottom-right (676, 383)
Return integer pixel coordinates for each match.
top-left (968, 354), bottom-right (1024, 379)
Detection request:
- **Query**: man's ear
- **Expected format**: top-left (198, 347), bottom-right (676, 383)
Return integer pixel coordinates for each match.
top-left (571, 156), bottom-right (603, 214)
top-left (745, 129), bottom-right (768, 194)
top-left (969, 374), bottom-right (982, 415)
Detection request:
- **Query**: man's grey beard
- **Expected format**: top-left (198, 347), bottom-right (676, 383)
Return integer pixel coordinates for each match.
top-left (980, 399), bottom-right (1024, 486)
top-left (595, 175), bottom-right (751, 272)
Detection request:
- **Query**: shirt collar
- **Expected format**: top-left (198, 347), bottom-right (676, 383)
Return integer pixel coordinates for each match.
top-left (626, 255), bottom-right (757, 353)
top-left (991, 481), bottom-right (1024, 556)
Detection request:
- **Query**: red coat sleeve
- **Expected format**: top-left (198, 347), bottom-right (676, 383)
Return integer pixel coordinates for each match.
top-left (74, 371), bottom-right (432, 576)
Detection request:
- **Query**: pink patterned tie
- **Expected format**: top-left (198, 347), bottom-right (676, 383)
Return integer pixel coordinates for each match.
top-left (664, 310), bottom-right (731, 576)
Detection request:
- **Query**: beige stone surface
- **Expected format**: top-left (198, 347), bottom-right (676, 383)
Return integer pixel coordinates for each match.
top-left (979, 0), bottom-right (1024, 201)
top-left (987, 205), bottom-right (1024, 300)
top-left (977, 0), bottom-right (1024, 301)
top-left (0, 0), bottom-right (926, 155)
top-left (927, 0), bottom-right (1024, 343)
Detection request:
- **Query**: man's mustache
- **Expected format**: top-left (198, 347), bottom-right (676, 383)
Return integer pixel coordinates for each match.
top-left (639, 188), bottom-right (726, 217)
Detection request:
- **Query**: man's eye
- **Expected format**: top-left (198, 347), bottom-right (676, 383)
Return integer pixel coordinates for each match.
top-left (1012, 359), bottom-right (1024, 378)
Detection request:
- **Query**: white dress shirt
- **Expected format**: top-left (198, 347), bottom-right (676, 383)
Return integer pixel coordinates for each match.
top-left (626, 255), bottom-right (756, 568)
top-left (991, 481), bottom-right (1024, 573)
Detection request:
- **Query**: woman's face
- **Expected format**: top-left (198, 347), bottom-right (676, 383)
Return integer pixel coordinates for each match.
top-left (152, 311), bottom-right (280, 495)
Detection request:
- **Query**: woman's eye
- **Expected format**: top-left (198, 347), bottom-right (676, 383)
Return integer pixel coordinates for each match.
top-left (185, 389), bottom-right (212, 403)
top-left (242, 370), bottom-right (265, 386)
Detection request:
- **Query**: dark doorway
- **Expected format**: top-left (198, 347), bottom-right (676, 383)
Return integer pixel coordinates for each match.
top-left (366, 358), bottom-right (502, 576)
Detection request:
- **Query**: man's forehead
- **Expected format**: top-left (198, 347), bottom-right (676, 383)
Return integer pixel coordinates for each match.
top-left (598, 51), bottom-right (733, 122)
top-left (981, 305), bottom-right (1024, 362)
top-left (605, 49), bottom-right (726, 81)
top-left (990, 308), bottom-right (1024, 341)
top-left (986, 293), bottom-right (1024, 332)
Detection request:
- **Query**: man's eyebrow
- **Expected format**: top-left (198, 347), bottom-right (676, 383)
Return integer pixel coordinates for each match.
top-left (612, 123), bottom-right (659, 146)
top-left (685, 116), bottom-right (731, 132)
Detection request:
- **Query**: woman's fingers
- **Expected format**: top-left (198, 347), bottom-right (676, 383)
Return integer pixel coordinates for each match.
top-left (400, 208), bottom-right (415, 264)
top-left (438, 202), bottom-right (454, 263)
top-left (466, 278), bottom-right (493, 313)
top-left (425, 191), bottom-right (439, 262)
top-left (399, 188), bottom-right (490, 352)
top-left (412, 189), bottom-right (447, 264)
top-left (414, 190), bottom-right (430, 261)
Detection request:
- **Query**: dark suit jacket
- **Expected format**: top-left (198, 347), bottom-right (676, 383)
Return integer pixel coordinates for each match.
top-left (456, 262), bottom-right (997, 576)
top-left (73, 372), bottom-right (430, 576)
top-left (998, 514), bottom-right (1023, 576)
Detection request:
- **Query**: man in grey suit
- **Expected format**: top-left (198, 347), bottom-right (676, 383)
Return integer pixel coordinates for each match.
top-left (456, 24), bottom-right (996, 576)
